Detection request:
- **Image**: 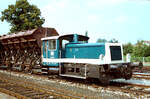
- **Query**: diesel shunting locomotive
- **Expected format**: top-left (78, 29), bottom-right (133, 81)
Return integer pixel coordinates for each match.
top-left (41, 33), bottom-right (142, 84)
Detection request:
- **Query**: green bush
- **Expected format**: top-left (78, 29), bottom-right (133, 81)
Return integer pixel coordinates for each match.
top-left (131, 56), bottom-right (150, 62)
top-left (144, 56), bottom-right (150, 62)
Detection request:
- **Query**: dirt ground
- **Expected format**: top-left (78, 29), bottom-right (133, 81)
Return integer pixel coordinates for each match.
top-left (0, 92), bottom-right (16, 99)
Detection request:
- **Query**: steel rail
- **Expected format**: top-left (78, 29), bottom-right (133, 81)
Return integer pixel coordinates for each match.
top-left (109, 80), bottom-right (150, 95)
top-left (0, 73), bottom-right (85, 99)
top-left (133, 73), bottom-right (150, 80)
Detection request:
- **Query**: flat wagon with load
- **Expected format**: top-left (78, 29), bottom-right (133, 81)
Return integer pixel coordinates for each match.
top-left (0, 27), bottom-right (58, 72)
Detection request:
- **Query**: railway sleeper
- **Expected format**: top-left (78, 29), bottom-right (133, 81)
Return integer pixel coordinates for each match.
top-left (32, 94), bottom-right (50, 99)
top-left (19, 90), bottom-right (35, 95)
top-left (14, 88), bottom-right (32, 94)
top-left (0, 83), bottom-right (7, 86)
top-left (3, 86), bottom-right (21, 92)
top-left (0, 80), bottom-right (6, 84)
top-left (24, 92), bottom-right (43, 97)
top-left (0, 87), bottom-right (28, 99)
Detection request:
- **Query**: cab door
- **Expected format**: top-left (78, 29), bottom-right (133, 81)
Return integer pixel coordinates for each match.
top-left (42, 40), bottom-right (47, 58)
top-left (47, 39), bottom-right (59, 66)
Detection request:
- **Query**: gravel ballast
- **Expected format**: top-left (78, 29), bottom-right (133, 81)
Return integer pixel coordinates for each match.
top-left (0, 70), bottom-right (149, 99)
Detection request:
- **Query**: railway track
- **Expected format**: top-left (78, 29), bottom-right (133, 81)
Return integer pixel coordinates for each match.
top-left (133, 73), bottom-right (150, 80)
top-left (50, 74), bottom-right (150, 98)
top-left (0, 79), bottom-right (53, 99)
top-left (133, 66), bottom-right (150, 73)
top-left (133, 73), bottom-right (150, 76)
top-left (110, 81), bottom-right (150, 92)
top-left (0, 71), bottom-right (85, 99)
top-left (1, 70), bottom-right (150, 98)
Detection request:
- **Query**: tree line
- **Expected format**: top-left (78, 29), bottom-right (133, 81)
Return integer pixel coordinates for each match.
top-left (123, 40), bottom-right (150, 57)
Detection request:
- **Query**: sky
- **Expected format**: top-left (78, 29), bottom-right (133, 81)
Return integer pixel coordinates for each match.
top-left (0, 0), bottom-right (150, 44)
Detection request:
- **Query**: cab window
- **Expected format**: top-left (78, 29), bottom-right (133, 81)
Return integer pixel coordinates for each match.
top-left (48, 40), bottom-right (56, 50)
top-left (62, 40), bottom-right (69, 49)
top-left (44, 40), bottom-right (47, 52)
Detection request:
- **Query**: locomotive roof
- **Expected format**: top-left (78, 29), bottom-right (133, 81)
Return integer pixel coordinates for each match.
top-left (41, 34), bottom-right (89, 41)
top-left (41, 36), bottom-right (60, 40)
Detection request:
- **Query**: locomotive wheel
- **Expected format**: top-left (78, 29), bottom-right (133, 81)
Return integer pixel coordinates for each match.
top-left (124, 68), bottom-right (132, 80)
top-left (99, 73), bottom-right (110, 85)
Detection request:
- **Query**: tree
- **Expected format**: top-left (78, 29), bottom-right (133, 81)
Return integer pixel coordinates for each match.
top-left (145, 45), bottom-right (150, 57)
top-left (109, 38), bottom-right (118, 43)
top-left (123, 43), bottom-right (133, 55)
top-left (132, 40), bottom-right (149, 57)
top-left (97, 38), bottom-right (107, 43)
top-left (1, 0), bottom-right (45, 33)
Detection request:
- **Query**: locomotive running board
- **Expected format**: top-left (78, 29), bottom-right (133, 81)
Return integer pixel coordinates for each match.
top-left (59, 74), bottom-right (86, 79)
top-left (42, 58), bottom-right (125, 65)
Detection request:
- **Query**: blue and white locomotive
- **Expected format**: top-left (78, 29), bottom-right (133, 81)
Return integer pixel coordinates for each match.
top-left (41, 34), bottom-right (142, 84)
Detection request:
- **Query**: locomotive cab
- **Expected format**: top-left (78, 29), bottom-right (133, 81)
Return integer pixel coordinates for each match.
top-left (41, 34), bottom-right (89, 74)
top-left (41, 36), bottom-right (60, 74)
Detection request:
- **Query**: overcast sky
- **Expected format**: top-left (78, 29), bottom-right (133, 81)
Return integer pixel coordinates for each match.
top-left (0, 0), bottom-right (150, 44)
